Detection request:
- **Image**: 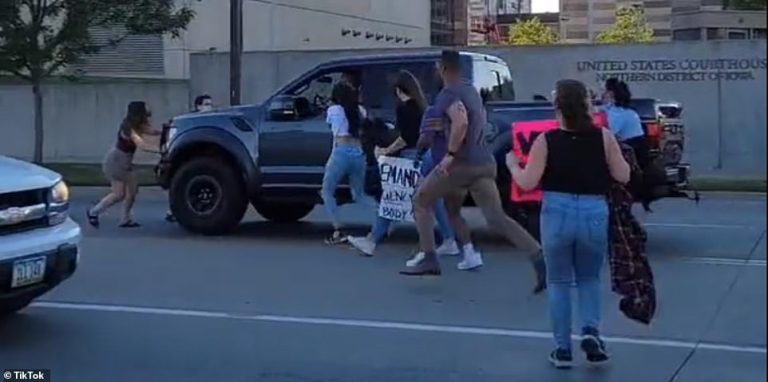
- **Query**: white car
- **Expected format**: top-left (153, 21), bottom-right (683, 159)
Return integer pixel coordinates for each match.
top-left (0, 155), bottom-right (80, 315)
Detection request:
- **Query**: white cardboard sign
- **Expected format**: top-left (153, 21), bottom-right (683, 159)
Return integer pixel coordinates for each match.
top-left (377, 156), bottom-right (422, 222)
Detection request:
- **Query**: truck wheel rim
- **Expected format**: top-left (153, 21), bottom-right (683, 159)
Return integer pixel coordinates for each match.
top-left (185, 175), bottom-right (222, 215)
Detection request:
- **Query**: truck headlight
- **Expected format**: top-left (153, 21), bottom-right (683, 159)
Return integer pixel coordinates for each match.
top-left (48, 180), bottom-right (70, 225)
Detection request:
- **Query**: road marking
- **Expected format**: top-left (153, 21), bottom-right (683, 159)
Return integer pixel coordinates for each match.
top-left (31, 301), bottom-right (766, 355)
top-left (645, 223), bottom-right (758, 229)
top-left (681, 258), bottom-right (767, 267)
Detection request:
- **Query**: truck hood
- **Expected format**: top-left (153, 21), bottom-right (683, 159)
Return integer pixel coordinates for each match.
top-left (0, 155), bottom-right (61, 193)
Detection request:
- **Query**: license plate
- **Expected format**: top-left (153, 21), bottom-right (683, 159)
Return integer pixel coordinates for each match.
top-left (11, 257), bottom-right (46, 288)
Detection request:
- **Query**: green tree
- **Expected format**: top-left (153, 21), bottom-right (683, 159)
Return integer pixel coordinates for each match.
top-left (0, 0), bottom-right (194, 163)
top-left (507, 17), bottom-right (558, 45)
top-left (595, 7), bottom-right (655, 44)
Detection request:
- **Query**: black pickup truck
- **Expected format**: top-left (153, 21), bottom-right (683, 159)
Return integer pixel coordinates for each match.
top-left (157, 51), bottom-right (691, 235)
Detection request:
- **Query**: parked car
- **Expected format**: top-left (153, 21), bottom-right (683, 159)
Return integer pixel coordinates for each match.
top-left (0, 155), bottom-right (80, 315)
top-left (156, 51), bottom-right (692, 236)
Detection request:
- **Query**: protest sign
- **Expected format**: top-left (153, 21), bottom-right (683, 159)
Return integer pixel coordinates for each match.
top-left (510, 112), bottom-right (608, 202)
top-left (377, 156), bottom-right (422, 222)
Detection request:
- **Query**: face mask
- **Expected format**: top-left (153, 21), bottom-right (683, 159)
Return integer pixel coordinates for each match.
top-left (198, 105), bottom-right (213, 112)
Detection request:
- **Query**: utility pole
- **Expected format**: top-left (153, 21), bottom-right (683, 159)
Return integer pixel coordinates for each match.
top-left (230, 0), bottom-right (243, 106)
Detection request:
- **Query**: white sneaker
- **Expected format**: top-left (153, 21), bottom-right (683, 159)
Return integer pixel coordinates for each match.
top-left (436, 239), bottom-right (461, 256)
top-left (457, 245), bottom-right (483, 271)
top-left (405, 252), bottom-right (426, 267)
top-left (348, 236), bottom-right (376, 257)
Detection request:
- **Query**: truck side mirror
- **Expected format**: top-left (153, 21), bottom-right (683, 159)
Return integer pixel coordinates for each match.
top-left (268, 96), bottom-right (298, 121)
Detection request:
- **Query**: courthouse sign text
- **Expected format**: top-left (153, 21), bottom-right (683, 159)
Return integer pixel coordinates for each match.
top-left (577, 58), bottom-right (767, 82)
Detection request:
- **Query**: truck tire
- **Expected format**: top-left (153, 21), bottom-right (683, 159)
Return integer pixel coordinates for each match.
top-left (170, 157), bottom-right (248, 235)
top-left (0, 297), bottom-right (32, 316)
top-left (254, 202), bottom-right (314, 223)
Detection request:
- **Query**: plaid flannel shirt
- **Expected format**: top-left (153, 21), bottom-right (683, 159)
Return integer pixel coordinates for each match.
top-left (607, 144), bottom-right (657, 325)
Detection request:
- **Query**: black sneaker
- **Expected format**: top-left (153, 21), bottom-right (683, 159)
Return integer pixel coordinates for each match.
top-left (581, 328), bottom-right (610, 364)
top-left (548, 348), bottom-right (573, 369)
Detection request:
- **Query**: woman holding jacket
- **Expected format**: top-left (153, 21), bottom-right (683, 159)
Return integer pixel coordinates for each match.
top-left (507, 79), bottom-right (630, 369)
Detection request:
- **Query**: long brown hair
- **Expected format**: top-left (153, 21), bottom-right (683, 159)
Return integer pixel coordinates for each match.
top-left (394, 70), bottom-right (427, 114)
top-left (554, 79), bottom-right (594, 132)
top-left (124, 101), bottom-right (151, 132)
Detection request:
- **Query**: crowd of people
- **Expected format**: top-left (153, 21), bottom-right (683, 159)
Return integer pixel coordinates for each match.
top-left (85, 50), bottom-right (654, 370)
top-left (317, 50), bottom-right (651, 369)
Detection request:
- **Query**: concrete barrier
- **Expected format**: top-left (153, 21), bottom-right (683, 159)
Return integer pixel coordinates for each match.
top-left (0, 77), bottom-right (189, 164)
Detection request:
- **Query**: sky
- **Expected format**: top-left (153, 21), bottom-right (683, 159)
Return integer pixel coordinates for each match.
top-left (531, 0), bottom-right (559, 13)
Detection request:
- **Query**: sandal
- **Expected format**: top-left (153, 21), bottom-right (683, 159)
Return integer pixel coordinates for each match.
top-left (86, 210), bottom-right (100, 228)
top-left (119, 221), bottom-right (142, 228)
top-left (324, 230), bottom-right (348, 245)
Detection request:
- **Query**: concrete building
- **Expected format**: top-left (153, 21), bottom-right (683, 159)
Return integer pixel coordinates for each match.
top-left (672, 9), bottom-right (767, 40)
top-left (560, 0), bottom-right (674, 42)
top-left (559, 0), bottom-right (766, 43)
top-left (431, 0), bottom-right (531, 46)
top-left (431, 0), bottom-right (470, 45)
top-left (76, 0), bottom-right (431, 79)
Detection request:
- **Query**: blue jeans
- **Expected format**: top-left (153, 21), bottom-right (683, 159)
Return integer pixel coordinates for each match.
top-left (322, 144), bottom-right (371, 229)
top-left (541, 192), bottom-right (608, 351)
top-left (370, 150), bottom-right (455, 244)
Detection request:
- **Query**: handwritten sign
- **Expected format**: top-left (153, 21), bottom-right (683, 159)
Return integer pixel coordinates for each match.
top-left (378, 156), bottom-right (422, 222)
top-left (510, 113), bottom-right (608, 202)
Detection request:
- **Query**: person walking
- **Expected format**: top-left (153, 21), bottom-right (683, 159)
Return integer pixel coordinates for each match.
top-left (322, 82), bottom-right (374, 244)
top-left (87, 101), bottom-right (162, 228)
top-left (347, 71), bottom-right (459, 257)
top-left (401, 50), bottom-right (544, 292)
top-left (602, 78), bottom-right (651, 218)
top-left (164, 94), bottom-right (214, 222)
top-left (506, 79), bottom-right (630, 369)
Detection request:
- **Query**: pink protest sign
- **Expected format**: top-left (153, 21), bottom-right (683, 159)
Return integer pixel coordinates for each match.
top-left (510, 112), bottom-right (608, 203)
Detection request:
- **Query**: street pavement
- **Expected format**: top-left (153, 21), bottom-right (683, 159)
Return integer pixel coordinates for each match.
top-left (1, 188), bottom-right (765, 382)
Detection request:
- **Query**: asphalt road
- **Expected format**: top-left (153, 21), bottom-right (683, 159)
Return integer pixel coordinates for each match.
top-left (1, 188), bottom-right (765, 382)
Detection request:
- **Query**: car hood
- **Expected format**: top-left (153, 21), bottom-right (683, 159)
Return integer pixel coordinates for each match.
top-left (0, 155), bottom-right (61, 193)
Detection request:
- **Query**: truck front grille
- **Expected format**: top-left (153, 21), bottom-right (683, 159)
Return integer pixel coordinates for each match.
top-left (0, 188), bottom-right (49, 236)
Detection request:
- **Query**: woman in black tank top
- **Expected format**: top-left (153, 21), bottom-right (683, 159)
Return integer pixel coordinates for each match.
top-left (506, 80), bottom-right (630, 369)
top-left (87, 101), bottom-right (161, 228)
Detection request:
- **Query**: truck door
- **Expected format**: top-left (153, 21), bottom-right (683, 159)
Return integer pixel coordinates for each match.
top-left (259, 71), bottom-right (343, 186)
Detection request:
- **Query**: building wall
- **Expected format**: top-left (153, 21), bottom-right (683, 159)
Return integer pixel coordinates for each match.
top-left (82, 0), bottom-right (431, 79)
top-left (672, 9), bottom-right (767, 40)
top-left (188, 41), bottom-right (766, 177)
top-left (431, 0), bottom-right (470, 46)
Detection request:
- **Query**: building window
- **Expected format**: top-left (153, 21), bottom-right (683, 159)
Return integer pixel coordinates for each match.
top-left (754, 29), bottom-right (767, 39)
top-left (706, 28), bottom-right (722, 40)
top-left (727, 29), bottom-right (749, 40)
top-left (673, 28), bottom-right (702, 41)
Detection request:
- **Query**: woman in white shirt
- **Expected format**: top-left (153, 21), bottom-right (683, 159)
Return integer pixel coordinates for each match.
top-left (322, 82), bottom-right (371, 244)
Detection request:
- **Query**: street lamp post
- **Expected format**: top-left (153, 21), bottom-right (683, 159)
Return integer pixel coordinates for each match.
top-left (230, 0), bottom-right (243, 106)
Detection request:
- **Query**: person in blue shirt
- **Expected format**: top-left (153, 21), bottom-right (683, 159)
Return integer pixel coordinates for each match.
top-left (601, 79), bottom-right (645, 141)
top-left (602, 78), bottom-right (652, 215)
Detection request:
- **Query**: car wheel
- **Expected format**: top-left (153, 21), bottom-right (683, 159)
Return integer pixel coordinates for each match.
top-left (0, 297), bottom-right (33, 316)
top-left (170, 156), bottom-right (248, 235)
top-left (254, 201), bottom-right (314, 223)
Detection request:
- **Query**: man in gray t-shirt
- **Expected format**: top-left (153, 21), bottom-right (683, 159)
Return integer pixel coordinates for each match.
top-left (403, 51), bottom-right (544, 294)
